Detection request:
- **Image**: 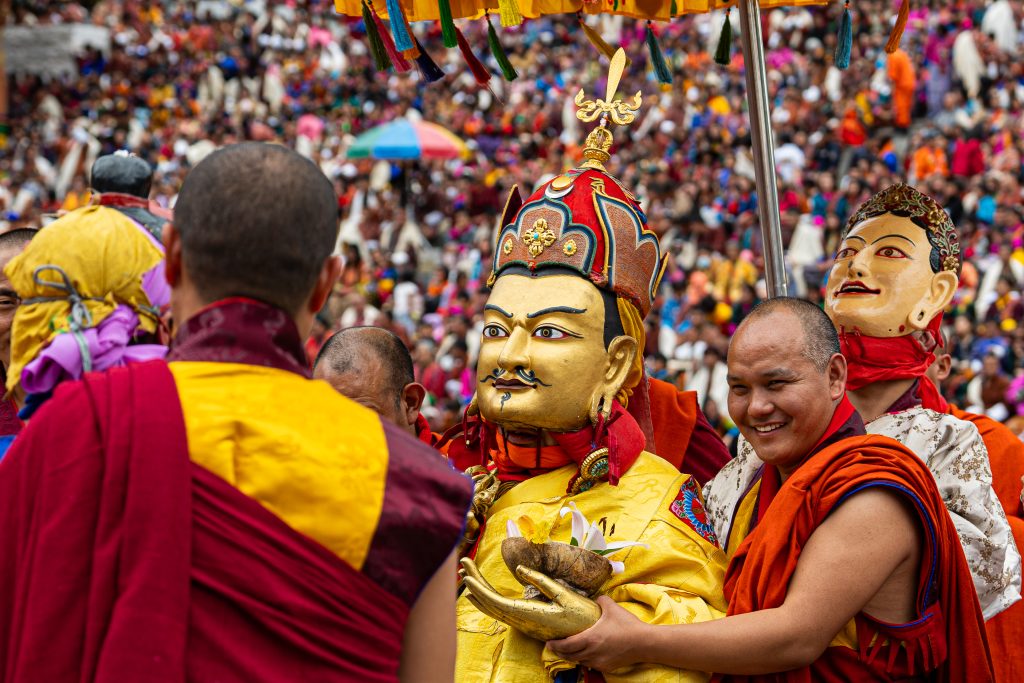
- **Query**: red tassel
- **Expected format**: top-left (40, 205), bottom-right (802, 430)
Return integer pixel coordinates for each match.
top-left (455, 27), bottom-right (491, 86)
top-left (369, 8), bottom-right (411, 72)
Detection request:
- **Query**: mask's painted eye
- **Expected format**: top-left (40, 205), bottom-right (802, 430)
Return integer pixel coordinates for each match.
top-left (483, 324), bottom-right (509, 339)
top-left (533, 326), bottom-right (567, 340)
top-left (876, 246), bottom-right (908, 259)
top-left (835, 246), bottom-right (858, 259)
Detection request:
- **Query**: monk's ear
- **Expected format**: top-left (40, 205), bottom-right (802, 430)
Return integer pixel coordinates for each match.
top-left (163, 223), bottom-right (182, 288)
top-left (826, 352), bottom-right (847, 401)
top-left (401, 382), bottom-right (427, 428)
top-left (308, 255), bottom-right (342, 315)
top-left (908, 270), bottom-right (957, 331)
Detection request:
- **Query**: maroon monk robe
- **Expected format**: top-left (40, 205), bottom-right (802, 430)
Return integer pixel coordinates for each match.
top-left (0, 360), bottom-right (410, 682)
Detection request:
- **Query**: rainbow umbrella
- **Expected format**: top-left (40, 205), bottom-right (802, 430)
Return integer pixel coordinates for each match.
top-left (346, 118), bottom-right (469, 160)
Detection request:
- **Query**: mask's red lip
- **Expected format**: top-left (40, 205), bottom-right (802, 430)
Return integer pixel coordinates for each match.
top-left (837, 280), bottom-right (880, 295)
top-left (494, 378), bottom-right (533, 390)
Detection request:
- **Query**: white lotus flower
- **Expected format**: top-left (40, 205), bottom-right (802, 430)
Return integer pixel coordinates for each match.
top-left (558, 502), bottom-right (647, 573)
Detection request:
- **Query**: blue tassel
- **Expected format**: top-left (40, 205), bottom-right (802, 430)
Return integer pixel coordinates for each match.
top-left (386, 0), bottom-right (413, 51)
top-left (413, 36), bottom-right (445, 83)
top-left (835, 3), bottom-right (852, 70)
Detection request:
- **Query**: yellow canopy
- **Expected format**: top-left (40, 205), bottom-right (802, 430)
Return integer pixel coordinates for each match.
top-left (334, 0), bottom-right (830, 22)
top-left (5, 205), bottom-right (163, 392)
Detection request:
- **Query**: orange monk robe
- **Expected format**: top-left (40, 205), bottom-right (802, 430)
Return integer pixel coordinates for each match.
top-left (950, 406), bottom-right (1024, 683)
top-left (887, 49), bottom-right (916, 129)
top-left (717, 434), bottom-right (993, 682)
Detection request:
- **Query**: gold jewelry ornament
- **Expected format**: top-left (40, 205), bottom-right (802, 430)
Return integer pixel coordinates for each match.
top-left (563, 239), bottom-right (578, 256)
top-left (502, 236), bottom-right (514, 255)
top-left (523, 218), bottom-right (556, 257)
top-left (570, 447), bottom-right (610, 495)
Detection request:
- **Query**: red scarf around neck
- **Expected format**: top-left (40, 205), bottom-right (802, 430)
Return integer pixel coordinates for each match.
top-left (486, 401), bottom-right (646, 487)
top-left (840, 314), bottom-right (948, 412)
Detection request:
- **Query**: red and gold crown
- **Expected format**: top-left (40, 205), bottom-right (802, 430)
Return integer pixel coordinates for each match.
top-left (487, 50), bottom-right (667, 319)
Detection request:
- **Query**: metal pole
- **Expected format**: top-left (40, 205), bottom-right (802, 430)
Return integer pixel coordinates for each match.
top-left (737, 0), bottom-right (787, 297)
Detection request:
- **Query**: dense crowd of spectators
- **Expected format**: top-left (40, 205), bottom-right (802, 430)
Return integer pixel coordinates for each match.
top-left (4, 0), bottom-right (1024, 437)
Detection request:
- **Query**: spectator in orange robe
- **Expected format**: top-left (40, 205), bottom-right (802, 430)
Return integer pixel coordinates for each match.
top-left (888, 48), bottom-right (917, 129)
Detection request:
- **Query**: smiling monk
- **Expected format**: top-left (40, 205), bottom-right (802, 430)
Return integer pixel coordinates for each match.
top-left (549, 298), bottom-right (993, 682)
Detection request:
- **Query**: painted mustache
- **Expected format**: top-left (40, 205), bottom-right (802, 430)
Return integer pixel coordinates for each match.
top-left (479, 368), bottom-right (551, 387)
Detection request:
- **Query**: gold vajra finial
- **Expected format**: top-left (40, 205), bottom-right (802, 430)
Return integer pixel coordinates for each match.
top-left (574, 48), bottom-right (643, 171)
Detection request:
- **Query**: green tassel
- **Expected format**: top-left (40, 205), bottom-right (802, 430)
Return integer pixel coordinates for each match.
top-left (714, 10), bottom-right (732, 66)
top-left (835, 3), bottom-right (852, 70)
top-left (671, 0), bottom-right (678, 15)
top-left (486, 15), bottom-right (518, 81)
top-left (362, 1), bottom-right (391, 71)
top-left (439, 0), bottom-right (457, 49)
top-left (645, 21), bottom-right (672, 85)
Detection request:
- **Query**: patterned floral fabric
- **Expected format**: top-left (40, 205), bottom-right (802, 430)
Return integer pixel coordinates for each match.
top-left (705, 407), bottom-right (1022, 620)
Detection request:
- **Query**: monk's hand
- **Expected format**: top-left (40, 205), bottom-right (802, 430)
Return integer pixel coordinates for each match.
top-left (547, 596), bottom-right (646, 672)
top-left (459, 558), bottom-right (601, 641)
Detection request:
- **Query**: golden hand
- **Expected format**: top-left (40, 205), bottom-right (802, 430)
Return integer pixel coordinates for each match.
top-left (459, 558), bottom-right (601, 641)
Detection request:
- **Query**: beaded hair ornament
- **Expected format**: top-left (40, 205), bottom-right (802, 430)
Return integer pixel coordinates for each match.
top-left (844, 183), bottom-right (961, 275)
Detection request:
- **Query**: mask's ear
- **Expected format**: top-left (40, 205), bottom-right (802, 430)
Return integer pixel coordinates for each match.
top-left (908, 270), bottom-right (958, 331)
top-left (588, 335), bottom-right (637, 424)
top-left (501, 185), bottom-right (523, 228)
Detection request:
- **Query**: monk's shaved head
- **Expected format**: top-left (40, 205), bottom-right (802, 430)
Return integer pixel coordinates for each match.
top-left (173, 143), bottom-right (338, 315)
top-left (314, 327), bottom-right (414, 410)
top-left (736, 297), bottom-right (840, 372)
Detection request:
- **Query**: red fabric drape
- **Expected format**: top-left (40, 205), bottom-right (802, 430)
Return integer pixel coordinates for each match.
top-left (0, 360), bottom-right (408, 682)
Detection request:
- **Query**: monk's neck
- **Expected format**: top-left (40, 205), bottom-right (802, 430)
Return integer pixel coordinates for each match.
top-left (847, 378), bottom-right (915, 423)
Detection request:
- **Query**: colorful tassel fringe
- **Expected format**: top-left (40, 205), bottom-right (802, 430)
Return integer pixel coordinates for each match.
top-left (413, 36), bottom-right (445, 82)
top-left (486, 15), bottom-right (518, 81)
top-left (885, 0), bottom-right (910, 54)
top-left (439, 0), bottom-right (457, 49)
top-left (835, 2), bottom-right (852, 69)
top-left (385, 0), bottom-right (413, 51)
top-left (714, 10), bottom-right (732, 66)
top-left (362, 1), bottom-right (390, 71)
top-left (368, 2), bottom-right (412, 72)
top-left (456, 27), bottom-right (491, 86)
top-left (645, 21), bottom-right (672, 84)
top-left (498, 0), bottom-right (523, 28)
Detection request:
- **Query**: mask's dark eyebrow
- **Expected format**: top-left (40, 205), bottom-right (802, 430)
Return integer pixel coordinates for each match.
top-left (843, 235), bottom-right (867, 245)
top-left (526, 306), bottom-right (587, 319)
top-left (484, 304), bottom-right (513, 318)
top-left (871, 233), bottom-right (915, 245)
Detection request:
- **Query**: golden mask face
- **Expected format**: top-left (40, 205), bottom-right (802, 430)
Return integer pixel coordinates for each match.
top-left (477, 274), bottom-right (630, 433)
top-left (825, 214), bottom-right (957, 337)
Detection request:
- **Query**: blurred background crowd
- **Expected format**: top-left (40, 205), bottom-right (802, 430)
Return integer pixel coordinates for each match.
top-left (4, 0), bottom-right (1024, 440)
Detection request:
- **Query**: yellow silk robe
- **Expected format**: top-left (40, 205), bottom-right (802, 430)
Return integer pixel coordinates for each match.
top-left (457, 452), bottom-right (728, 682)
